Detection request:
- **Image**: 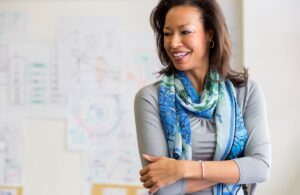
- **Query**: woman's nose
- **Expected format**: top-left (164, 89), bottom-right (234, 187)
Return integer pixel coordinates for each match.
top-left (169, 34), bottom-right (182, 48)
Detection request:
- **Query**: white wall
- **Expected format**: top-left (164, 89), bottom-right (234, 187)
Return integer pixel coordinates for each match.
top-left (243, 0), bottom-right (300, 194)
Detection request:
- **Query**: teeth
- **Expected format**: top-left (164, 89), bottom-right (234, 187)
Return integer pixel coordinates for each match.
top-left (173, 52), bottom-right (188, 58)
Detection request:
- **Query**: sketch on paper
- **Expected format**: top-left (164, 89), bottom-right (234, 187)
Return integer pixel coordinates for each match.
top-left (68, 94), bottom-right (123, 150)
top-left (85, 147), bottom-right (141, 186)
top-left (4, 42), bottom-right (67, 117)
top-left (7, 43), bottom-right (65, 106)
top-left (0, 112), bottom-right (23, 185)
top-left (57, 17), bottom-right (122, 92)
top-left (121, 33), bottom-right (161, 111)
top-left (123, 33), bottom-right (160, 87)
top-left (83, 113), bottom-right (142, 189)
top-left (79, 31), bottom-right (161, 192)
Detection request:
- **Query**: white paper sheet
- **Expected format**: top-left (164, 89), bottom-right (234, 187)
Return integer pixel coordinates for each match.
top-left (57, 17), bottom-right (123, 93)
top-left (68, 93), bottom-right (123, 150)
top-left (0, 11), bottom-right (28, 42)
top-left (0, 111), bottom-right (23, 185)
top-left (84, 147), bottom-right (141, 186)
top-left (120, 32), bottom-right (161, 114)
top-left (7, 42), bottom-right (67, 118)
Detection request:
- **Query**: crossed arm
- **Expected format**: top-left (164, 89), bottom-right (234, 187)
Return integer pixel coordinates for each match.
top-left (140, 154), bottom-right (239, 194)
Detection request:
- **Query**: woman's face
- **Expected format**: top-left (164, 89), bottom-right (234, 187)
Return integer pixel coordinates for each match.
top-left (163, 5), bottom-right (212, 73)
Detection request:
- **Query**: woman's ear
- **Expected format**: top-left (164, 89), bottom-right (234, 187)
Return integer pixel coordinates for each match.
top-left (207, 30), bottom-right (214, 40)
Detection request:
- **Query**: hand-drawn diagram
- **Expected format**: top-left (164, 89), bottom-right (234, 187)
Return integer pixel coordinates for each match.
top-left (7, 43), bottom-right (66, 110)
top-left (123, 33), bottom-right (161, 86)
top-left (68, 94), bottom-right (122, 150)
top-left (57, 17), bottom-right (122, 92)
top-left (85, 147), bottom-right (141, 185)
top-left (121, 33), bottom-right (161, 111)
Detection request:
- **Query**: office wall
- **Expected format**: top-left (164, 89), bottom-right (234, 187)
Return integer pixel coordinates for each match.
top-left (243, 0), bottom-right (300, 194)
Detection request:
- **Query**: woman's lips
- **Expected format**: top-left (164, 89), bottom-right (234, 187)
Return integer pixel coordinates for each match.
top-left (172, 51), bottom-right (190, 63)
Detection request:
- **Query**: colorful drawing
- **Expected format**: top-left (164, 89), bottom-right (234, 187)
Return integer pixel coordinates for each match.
top-left (68, 94), bottom-right (122, 149)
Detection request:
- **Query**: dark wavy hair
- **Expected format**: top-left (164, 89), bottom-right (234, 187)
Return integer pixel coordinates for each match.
top-left (150, 0), bottom-right (248, 87)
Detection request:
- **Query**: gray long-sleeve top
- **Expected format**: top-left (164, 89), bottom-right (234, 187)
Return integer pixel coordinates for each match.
top-left (134, 80), bottom-right (271, 195)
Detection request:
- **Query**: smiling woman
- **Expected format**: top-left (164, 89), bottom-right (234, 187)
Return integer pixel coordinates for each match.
top-left (163, 6), bottom-right (211, 93)
top-left (134, 0), bottom-right (271, 195)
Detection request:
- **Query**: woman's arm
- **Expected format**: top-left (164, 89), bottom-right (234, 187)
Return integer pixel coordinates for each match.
top-left (233, 81), bottom-right (271, 184)
top-left (185, 179), bottom-right (217, 194)
top-left (182, 160), bottom-right (240, 183)
top-left (185, 81), bottom-right (271, 191)
top-left (134, 84), bottom-right (186, 195)
top-left (140, 155), bottom-right (238, 193)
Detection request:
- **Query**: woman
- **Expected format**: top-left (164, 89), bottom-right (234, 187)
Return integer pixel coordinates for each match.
top-left (134, 0), bottom-right (271, 194)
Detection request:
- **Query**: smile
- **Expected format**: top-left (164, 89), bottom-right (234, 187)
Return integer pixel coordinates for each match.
top-left (172, 51), bottom-right (190, 62)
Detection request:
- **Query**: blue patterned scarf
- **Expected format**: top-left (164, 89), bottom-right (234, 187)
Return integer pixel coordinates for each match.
top-left (159, 70), bottom-right (248, 195)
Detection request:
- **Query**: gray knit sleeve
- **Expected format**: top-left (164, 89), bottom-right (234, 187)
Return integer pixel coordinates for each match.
top-left (134, 83), bottom-right (186, 195)
top-left (234, 81), bottom-right (272, 184)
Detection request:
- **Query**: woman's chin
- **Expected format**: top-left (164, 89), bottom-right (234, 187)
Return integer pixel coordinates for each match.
top-left (173, 63), bottom-right (190, 72)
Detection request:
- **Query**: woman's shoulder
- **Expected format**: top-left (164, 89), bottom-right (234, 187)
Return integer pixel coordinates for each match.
top-left (235, 79), bottom-right (262, 95)
top-left (235, 79), bottom-right (265, 113)
top-left (134, 81), bottom-right (160, 105)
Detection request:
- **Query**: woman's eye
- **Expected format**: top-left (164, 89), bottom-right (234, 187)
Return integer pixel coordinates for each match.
top-left (163, 32), bottom-right (172, 37)
top-left (182, 30), bottom-right (191, 35)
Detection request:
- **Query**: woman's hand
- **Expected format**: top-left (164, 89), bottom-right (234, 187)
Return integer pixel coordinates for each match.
top-left (140, 154), bottom-right (184, 194)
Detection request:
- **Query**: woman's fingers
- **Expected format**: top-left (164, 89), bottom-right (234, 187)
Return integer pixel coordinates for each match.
top-left (140, 173), bottom-right (150, 182)
top-left (143, 179), bottom-right (153, 188)
top-left (139, 166), bottom-right (148, 176)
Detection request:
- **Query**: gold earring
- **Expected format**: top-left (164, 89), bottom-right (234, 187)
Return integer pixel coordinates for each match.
top-left (209, 40), bottom-right (215, 48)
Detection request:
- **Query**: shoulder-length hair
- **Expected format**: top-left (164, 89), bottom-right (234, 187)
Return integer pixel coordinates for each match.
top-left (150, 0), bottom-right (248, 87)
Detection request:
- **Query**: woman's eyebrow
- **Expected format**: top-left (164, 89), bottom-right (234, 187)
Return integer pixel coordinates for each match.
top-left (163, 24), bottom-right (190, 30)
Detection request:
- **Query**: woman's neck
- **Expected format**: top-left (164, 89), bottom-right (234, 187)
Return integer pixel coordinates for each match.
top-left (185, 66), bottom-right (209, 95)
